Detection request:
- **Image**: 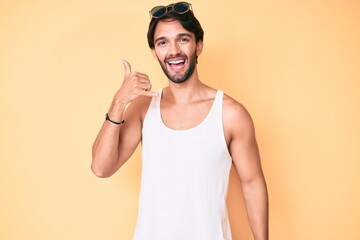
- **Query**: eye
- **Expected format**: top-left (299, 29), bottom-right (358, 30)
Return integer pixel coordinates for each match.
top-left (179, 37), bottom-right (189, 43)
top-left (157, 40), bottom-right (167, 47)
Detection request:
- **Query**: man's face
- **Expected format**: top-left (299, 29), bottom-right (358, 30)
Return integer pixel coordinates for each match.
top-left (151, 20), bottom-right (203, 84)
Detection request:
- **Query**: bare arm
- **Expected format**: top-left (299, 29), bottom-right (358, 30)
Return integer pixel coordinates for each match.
top-left (224, 98), bottom-right (269, 240)
top-left (91, 60), bottom-right (158, 178)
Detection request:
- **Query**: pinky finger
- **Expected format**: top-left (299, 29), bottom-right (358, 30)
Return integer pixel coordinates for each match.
top-left (141, 90), bottom-right (158, 98)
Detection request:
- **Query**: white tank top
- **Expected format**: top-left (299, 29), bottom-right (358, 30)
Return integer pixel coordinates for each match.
top-left (133, 89), bottom-right (233, 240)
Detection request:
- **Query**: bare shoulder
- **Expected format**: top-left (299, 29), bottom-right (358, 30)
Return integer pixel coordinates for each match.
top-left (223, 94), bottom-right (253, 122)
top-left (222, 93), bottom-right (255, 138)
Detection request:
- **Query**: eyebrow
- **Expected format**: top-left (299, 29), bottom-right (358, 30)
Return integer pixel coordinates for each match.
top-left (177, 33), bottom-right (193, 38)
top-left (154, 33), bottom-right (193, 44)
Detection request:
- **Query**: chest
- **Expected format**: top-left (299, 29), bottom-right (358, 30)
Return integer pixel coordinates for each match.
top-left (160, 100), bottom-right (213, 130)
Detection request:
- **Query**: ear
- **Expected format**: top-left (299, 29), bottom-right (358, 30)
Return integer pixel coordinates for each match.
top-left (151, 48), bottom-right (159, 60)
top-left (196, 40), bottom-right (204, 56)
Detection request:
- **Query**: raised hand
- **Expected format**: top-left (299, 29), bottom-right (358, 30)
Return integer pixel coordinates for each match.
top-left (113, 60), bottom-right (158, 105)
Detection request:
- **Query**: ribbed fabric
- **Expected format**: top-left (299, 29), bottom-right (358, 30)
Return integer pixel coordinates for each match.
top-left (133, 89), bottom-right (233, 240)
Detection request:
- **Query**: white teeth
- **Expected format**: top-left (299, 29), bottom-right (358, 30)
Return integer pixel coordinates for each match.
top-left (168, 60), bottom-right (185, 64)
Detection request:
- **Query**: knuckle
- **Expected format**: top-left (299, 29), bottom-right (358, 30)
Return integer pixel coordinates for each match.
top-left (130, 75), bottom-right (137, 81)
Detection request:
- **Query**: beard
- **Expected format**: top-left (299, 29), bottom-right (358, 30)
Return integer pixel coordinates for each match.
top-left (158, 52), bottom-right (197, 84)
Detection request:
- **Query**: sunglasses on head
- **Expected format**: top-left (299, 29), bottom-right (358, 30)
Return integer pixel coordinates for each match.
top-left (149, 2), bottom-right (193, 19)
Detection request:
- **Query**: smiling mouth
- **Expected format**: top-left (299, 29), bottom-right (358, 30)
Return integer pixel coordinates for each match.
top-left (168, 58), bottom-right (185, 64)
top-left (168, 59), bottom-right (185, 66)
top-left (167, 59), bottom-right (186, 71)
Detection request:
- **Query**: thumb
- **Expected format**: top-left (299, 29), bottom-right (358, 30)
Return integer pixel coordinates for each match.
top-left (122, 60), bottom-right (132, 75)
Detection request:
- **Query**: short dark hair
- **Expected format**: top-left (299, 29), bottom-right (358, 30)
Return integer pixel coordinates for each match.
top-left (147, 10), bottom-right (204, 49)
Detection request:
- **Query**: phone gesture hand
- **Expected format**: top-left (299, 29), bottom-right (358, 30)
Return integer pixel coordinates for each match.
top-left (114, 60), bottom-right (158, 105)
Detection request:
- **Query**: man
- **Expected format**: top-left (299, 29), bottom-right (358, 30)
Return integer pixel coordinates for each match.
top-left (92, 2), bottom-right (268, 239)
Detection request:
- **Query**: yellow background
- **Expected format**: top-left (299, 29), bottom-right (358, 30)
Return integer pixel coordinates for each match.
top-left (1, 0), bottom-right (359, 239)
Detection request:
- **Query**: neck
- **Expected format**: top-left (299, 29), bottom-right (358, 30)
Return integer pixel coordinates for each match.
top-left (164, 68), bottom-right (205, 104)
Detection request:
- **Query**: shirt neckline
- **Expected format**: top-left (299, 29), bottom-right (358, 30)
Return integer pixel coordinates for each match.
top-left (157, 89), bottom-right (220, 133)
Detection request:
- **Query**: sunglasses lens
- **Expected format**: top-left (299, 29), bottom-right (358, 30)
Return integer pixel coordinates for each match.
top-left (151, 6), bottom-right (167, 18)
top-left (173, 2), bottom-right (190, 13)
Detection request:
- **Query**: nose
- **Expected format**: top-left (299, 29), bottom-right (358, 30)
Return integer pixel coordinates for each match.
top-left (168, 42), bottom-right (181, 56)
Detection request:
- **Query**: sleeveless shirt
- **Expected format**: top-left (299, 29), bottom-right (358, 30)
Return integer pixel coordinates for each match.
top-left (133, 89), bottom-right (233, 240)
